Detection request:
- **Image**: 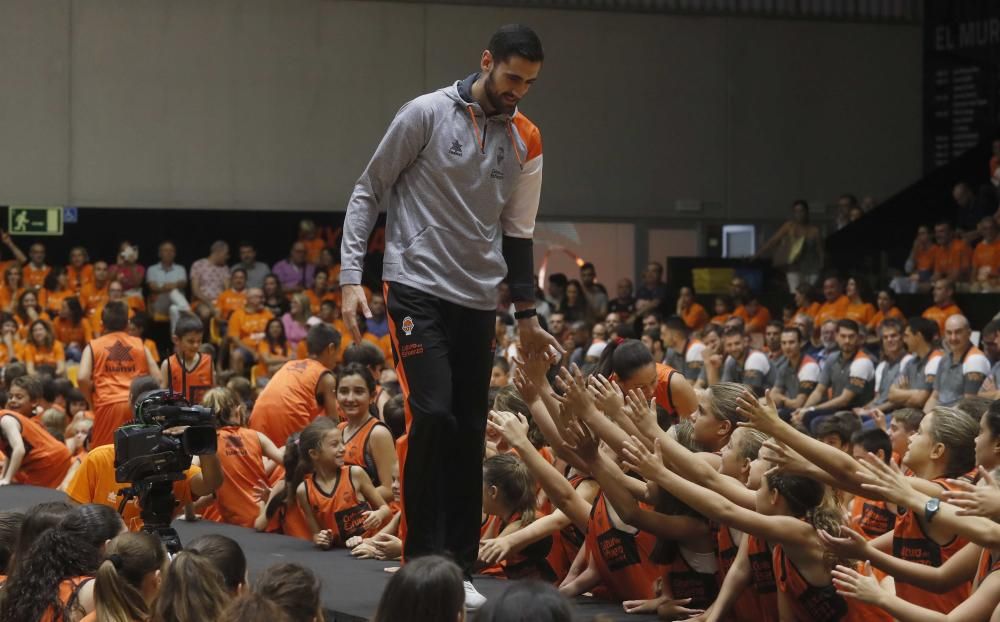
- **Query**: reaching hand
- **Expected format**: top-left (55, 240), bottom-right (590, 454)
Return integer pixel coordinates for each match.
top-left (562, 417), bottom-right (599, 461)
top-left (362, 507), bottom-right (389, 531)
top-left (943, 466), bottom-right (1000, 518)
top-left (341, 285), bottom-right (372, 345)
top-left (869, 408), bottom-right (887, 432)
top-left (587, 374), bottom-right (625, 415)
top-left (832, 562), bottom-right (886, 606)
top-left (621, 436), bottom-right (668, 481)
top-left (518, 316), bottom-right (564, 362)
top-left (735, 389), bottom-right (780, 434)
top-left (487, 410), bottom-right (531, 449)
top-left (479, 537), bottom-right (514, 565)
top-left (556, 365), bottom-right (594, 414)
top-left (760, 439), bottom-right (811, 477)
top-left (856, 453), bottom-right (917, 508)
top-left (623, 389), bottom-right (659, 439)
top-left (519, 348), bottom-right (552, 389)
top-left (512, 367), bottom-right (540, 404)
top-left (252, 479), bottom-right (271, 505)
top-left (370, 533), bottom-right (402, 560)
top-left (655, 597), bottom-right (704, 619)
top-left (816, 525), bottom-right (869, 560)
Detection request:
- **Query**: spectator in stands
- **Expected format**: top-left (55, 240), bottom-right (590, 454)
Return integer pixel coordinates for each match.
top-left (792, 313), bottom-right (821, 357)
top-left (887, 317), bottom-right (940, 411)
top-left (255, 318), bottom-right (291, 383)
top-left (366, 294), bottom-right (389, 339)
top-left (734, 295), bottom-right (770, 334)
top-left (835, 194), bottom-right (858, 230)
top-left (891, 224), bottom-right (936, 294)
top-left (922, 278), bottom-right (961, 336)
top-left (216, 267), bottom-right (248, 323)
top-left (635, 261), bottom-right (667, 316)
top-left (930, 220), bottom-right (971, 283)
top-left (40, 267), bottom-right (73, 318)
top-left (22, 243), bottom-right (50, 291)
top-left (65, 246), bottom-right (92, 293)
top-left (261, 273), bottom-right (289, 317)
top-left (298, 219), bottom-right (325, 264)
top-left (764, 320), bottom-right (783, 365)
top-left (24, 319), bottom-right (65, 377)
top-left (710, 295), bottom-right (733, 326)
top-left (953, 181), bottom-right (993, 237)
top-left (709, 326), bottom-right (770, 395)
top-left (608, 277), bottom-right (636, 322)
top-left (560, 279), bottom-right (591, 325)
top-left (794, 319), bottom-right (875, 432)
top-left (89, 280), bottom-right (126, 335)
top-left (770, 325), bottom-right (819, 415)
top-left (979, 321), bottom-right (1000, 399)
top-left (109, 242), bottom-right (145, 310)
top-left (146, 240), bottom-right (191, 333)
top-left (925, 314), bottom-right (989, 410)
top-left (729, 276), bottom-right (750, 311)
top-left (674, 285), bottom-right (707, 333)
top-left (844, 277), bottom-right (875, 328)
top-left (227, 288), bottom-right (274, 376)
top-left (282, 293), bottom-right (312, 353)
top-left (856, 318), bottom-right (906, 418)
top-left (604, 311), bottom-right (621, 335)
top-left (546, 311), bottom-right (567, 344)
top-left (847, 205), bottom-right (864, 222)
top-left (578, 262), bottom-right (608, 320)
top-left (662, 315), bottom-right (704, 383)
top-left (233, 241), bottom-right (270, 289)
top-left (54, 298), bottom-right (89, 362)
top-left (754, 199), bottom-right (823, 290)
top-left (273, 241), bottom-right (315, 295)
top-left (792, 283), bottom-right (820, 321)
top-left (970, 215), bottom-right (1000, 291)
top-left (0, 265), bottom-right (23, 314)
top-left (565, 321), bottom-right (591, 369)
top-left (869, 289), bottom-right (903, 334)
top-left (305, 270), bottom-right (337, 314)
top-left (80, 260), bottom-right (110, 315)
top-left (190, 241), bottom-right (231, 324)
top-left (544, 272), bottom-right (567, 312)
top-left (815, 276), bottom-right (849, 327)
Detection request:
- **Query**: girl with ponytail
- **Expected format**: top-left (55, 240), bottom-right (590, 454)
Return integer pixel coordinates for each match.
top-left (82, 532), bottom-right (166, 622)
top-left (0, 503), bottom-right (125, 622)
top-left (596, 338), bottom-right (697, 424)
top-left (256, 430), bottom-right (313, 538)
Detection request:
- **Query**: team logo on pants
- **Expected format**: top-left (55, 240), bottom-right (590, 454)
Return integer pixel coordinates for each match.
top-left (401, 316), bottom-right (414, 336)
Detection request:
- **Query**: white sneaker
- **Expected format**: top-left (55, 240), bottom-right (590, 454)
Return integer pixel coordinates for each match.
top-left (463, 580), bottom-right (487, 611)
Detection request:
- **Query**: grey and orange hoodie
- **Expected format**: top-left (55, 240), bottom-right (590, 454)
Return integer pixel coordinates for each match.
top-left (340, 73), bottom-right (543, 311)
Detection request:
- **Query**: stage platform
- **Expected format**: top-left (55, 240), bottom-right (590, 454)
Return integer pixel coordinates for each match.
top-left (0, 486), bottom-right (655, 622)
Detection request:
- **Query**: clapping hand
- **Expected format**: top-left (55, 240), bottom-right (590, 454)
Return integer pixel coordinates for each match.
top-left (942, 466), bottom-right (1000, 518)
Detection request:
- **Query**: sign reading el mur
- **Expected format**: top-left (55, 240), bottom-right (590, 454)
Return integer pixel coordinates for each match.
top-left (8, 206), bottom-right (63, 236)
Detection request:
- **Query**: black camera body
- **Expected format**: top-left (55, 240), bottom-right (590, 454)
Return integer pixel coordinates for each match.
top-left (113, 390), bottom-right (217, 552)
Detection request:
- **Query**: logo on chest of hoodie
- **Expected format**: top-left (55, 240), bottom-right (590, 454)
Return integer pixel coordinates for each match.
top-left (490, 146), bottom-right (506, 180)
top-left (449, 140), bottom-right (463, 157)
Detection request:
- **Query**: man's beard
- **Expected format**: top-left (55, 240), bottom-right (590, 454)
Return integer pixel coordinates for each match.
top-left (484, 69), bottom-right (516, 115)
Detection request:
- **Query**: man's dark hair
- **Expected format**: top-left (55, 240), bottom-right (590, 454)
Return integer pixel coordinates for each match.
top-left (102, 301), bottom-right (129, 332)
top-left (306, 323), bottom-right (341, 356)
top-left (722, 326), bottom-right (744, 339)
top-left (580, 262), bottom-right (595, 272)
top-left (781, 326), bottom-right (803, 341)
top-left (766, 320), bottom-right (784, 331)
top-left (548, 273), bottom-right (567, 289)
top-left (907, 316), bottom-right (939, 343)
top-left (489, 24), bottom-right (544, 63)
top-left (879, 318), bottom-right (904, 335)
top-left (663, 315), bottom-right (690, 336)
top-left (836, 319), bottom-right (860, 334)
top-left (230, 268), bottom-right (247, 279)
top-left (983, 319), bottom-right (1000, 338)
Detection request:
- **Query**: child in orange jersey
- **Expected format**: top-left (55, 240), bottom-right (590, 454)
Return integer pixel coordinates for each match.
top-left (79, 531), bottom-right (166, 622)
top-left (296, 417), bottom-right (391, 549)
top-left (24, 319), bottom-right (65, 377)
top-left (200, 387), bottom-right (284, 528)
top-left (161, 313), bottom-right (213, 405)
top-left (0, 375), bottom-right (71, 487)
top-left (337, 363), bottom-right (395, 504)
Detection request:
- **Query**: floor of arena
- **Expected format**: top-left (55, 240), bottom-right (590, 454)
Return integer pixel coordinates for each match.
top-left (1, 485), bottom-right (655, 621)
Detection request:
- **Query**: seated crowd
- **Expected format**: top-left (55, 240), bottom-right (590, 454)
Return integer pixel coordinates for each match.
top-left (5, 217), bottom-right (1000, 620)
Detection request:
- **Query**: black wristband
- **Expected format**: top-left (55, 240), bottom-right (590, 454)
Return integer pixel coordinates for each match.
top-left (514, 308), bottom-right (537, 320)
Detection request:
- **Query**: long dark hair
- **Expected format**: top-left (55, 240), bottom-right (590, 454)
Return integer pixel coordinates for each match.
top-left (596, 338), bottom-right (654, 381)
top-left (63, 297), bottom-right (85, 326)
top-left (0, 504), bottom-right (124, 622)
top-left (372, 555), bottom-right (464, 622)
top-left (476, 580), bottom-right (573, 622)
top-left (264, 318), bottom-right (288, 354)
top-left (254, 563), bottom-right (322, 622)
top-left (6, 501), bottom-right (72, 576)
top-left (185, 534), bottom-right (247, 594)
top-left (0, 511), bottom-right (25, 574)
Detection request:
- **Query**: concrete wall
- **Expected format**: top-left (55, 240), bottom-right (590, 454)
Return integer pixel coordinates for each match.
top-left (0, 0), bottom-right (922, 221)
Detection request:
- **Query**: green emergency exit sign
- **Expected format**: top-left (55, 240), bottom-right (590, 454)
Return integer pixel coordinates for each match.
top-left (8, 206), bottom-right (63, 236)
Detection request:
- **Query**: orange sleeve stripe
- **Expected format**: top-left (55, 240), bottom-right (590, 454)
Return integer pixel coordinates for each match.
top-left (512, 113), bottom-right (542, 161)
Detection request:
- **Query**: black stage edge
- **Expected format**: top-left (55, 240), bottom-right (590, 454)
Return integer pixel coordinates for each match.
top-left (0, 486), bottom-right (654, 622)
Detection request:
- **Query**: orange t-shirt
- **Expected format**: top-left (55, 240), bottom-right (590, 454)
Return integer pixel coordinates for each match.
top-left (744, 306), bottom-right (772, 334)
top-left (681, 303), bottom-right (709, 332)
top-left (914, 245), bottom-right (936, 272)
top-left (53, 316), bottom-right (92, 346)
top-left (249, 358), bottom-right (331, 445)
top-left (165, 353), bottom-right (213, 405)
top-left (794, 302), bottom-right (821, 320)
top-left (41, 289), bottom-right (73, 316)
top-left (0, 286), bottom-right (22, 313)
top-left (80, 282), bottom-right (109, 314)
top-left (228, 307), bottom-right (274, 349)
top-left (302, 238), bottom-right (326, 265)
top-left (89, 332), bottom-right (149, 406)
top-left (255, 340), bottom-right (290, 379)
top-left (363, 332), bottom-right (393, 363)
top-left (66, 264), bottom-right (94, 293)
top-left (0, 341), bottom-right (24, 366)
top-left (709, 313), bottom-right (731, 326)
top-left (66, 444), bottom-right (198, 530)
top-left (23, 341), bottom-right (65, 368)
top-left (922, 304), bottom-right (962, 336)
top-left (815, 295), bottom-right (850, 326)
top-left (869, 307), bottom-right (904, 331)
top-left (845, 302), bottom-right (875, 327)
top-left (305, 289), bottom-right (340, 314)
top-left (216, 288), bottom-right (248, 321)
top-left (0, 410), bottom-right (72, 488)
top-left (973, 238), bottom-right (1000, 278)
top-left (932, 239), bottom-right (971, 277)
top-left (214, 426), bottom-right (266, 528)
top-left (22, 264), bottom-right (51, 289)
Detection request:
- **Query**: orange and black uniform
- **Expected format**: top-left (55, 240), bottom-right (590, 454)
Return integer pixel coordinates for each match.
top-left (747, 535), bottom-right (779, 622)
top-left (39, 576), bottom-right (92, 622)
top-left (88, 332), bottom-right (149, 447)
top-left (299, 467), bottom-right (373, 546)
top-left (339, 416), bottom-right (388, 487)
top-left (773, 544), bottom-right (890, 621)
top-left (213, 426), bottom-right (265, 528)
top-left (0, 410), bottom-right (72, 487)
top-left (975, 548), bottom-right (1000, 589)
top-left (664, 549), bottom-right (719, 611)
top-left (584, 493), bottom-right (662, 600)
top-left (851, 496), bottom-right (896, 540)
top-left (891, 478), bottom-right (972, 612)
top-left (547, 475), bottom-right (593, 580)
top-left (250, 358), bottom-right (331, 446)
top-left (165, 353), bottom-right (213, 405)
top-left (714, 523), bottom-right (764, 622)
top-left (480, 512), bottom-right (556, 581)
